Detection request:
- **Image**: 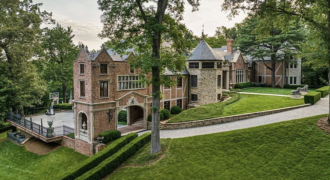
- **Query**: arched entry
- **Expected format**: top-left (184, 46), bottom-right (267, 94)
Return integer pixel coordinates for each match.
top-left (78, 112), bottom-right (88, 141)
top-left (117, 105), bottom-right (145, 134)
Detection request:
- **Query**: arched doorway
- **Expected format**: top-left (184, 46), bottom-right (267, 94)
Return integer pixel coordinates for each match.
top-left (117, 105), bottom-right (145, 134)
top-left (78, 112), bottom-right (88, 141)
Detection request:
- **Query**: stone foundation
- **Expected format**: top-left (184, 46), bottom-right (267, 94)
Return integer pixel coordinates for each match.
top-left (62, 136), bottom-right (75, 149)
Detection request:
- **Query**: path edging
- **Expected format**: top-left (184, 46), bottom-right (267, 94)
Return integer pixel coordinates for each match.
top-left (148, 104), bottom-right (311, 130)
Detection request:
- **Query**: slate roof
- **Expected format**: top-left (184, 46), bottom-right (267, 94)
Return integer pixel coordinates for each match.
top-left (188, 40), bottom-right (223, 61)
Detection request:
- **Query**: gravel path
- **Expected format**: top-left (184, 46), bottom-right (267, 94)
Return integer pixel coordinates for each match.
top-left (140, 95), bottom-right (329, 139)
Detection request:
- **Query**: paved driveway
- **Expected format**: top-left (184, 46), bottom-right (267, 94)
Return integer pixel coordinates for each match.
top-left (140, 95), bottom-right (329, 139)
top-left (31, 111), bottom-right (74, 128)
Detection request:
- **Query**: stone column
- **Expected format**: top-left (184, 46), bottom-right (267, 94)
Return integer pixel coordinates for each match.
top-left (226, 71), bottom-right (230, 90)
top-left (127, 107), bottom-right (130, 125)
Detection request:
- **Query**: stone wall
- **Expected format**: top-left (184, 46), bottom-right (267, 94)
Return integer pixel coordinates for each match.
top-left (62, 136), bottom-right (75, 149)
top-left (153, 104), bottom-right (310, 130)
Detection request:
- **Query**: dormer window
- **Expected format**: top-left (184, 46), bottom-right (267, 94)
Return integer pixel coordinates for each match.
top-left (79, 64), bottom-right (85, 75)
top-left (100, 63), bottom-right (108, 74)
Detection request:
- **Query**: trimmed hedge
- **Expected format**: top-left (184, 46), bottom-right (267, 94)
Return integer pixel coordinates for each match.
top-left (76, 132), bottom-right (151, 180)
top-left (316, 86), bottom-right (329, 98)
top-left (284, 84), bottom-right (306, 89)
top-left (171, 106), bottom-right (182, 114)
top-left (304, 92), bottom-right (321, 105)
top-left (235, 82), bottom-right (253, 89)
top-left (98, 130), bottom-right (121, 144)
top-left (118, 110), bottom-right (127, 122)
top-left (0, 124), bottom-right (12, 133)
top-left (53, 103), bottom-right (72, 109)
top-left (160, 109), bottom-right (170, 120)
top-left (60, 133), bottom-right (138, 180)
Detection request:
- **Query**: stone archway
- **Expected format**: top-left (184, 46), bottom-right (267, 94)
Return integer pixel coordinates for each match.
top-left (127, 105), bottom-right (144, 126)
top-left (78, 112), bottom-right (88, 141)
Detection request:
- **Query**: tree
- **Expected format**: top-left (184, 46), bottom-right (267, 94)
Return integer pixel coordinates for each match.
top-left (221, 0), bottom-right (330, 122)
top-left (215, 25), bottom-right (240, 39)
top-left (41, 24), bottom-right (79, 103)
top-left (235, 15), bottom-right (305, 87)
top-left (0, 0), bottom-right (52, 115)
top-left (204, 36), bottom-right (227, 48)
top-left (97, 0), bottom-right (200, 153)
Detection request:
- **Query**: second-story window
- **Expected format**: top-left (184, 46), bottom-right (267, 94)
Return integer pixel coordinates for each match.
top-left (217, 75), bottom-right (221, 87)
top-left (79, 64), bottom-right (85, 74)
top-left (202, 62), bottom-right (214, 69)
top-left (80, 81), bottom-right (85, 97)
top-left (100, 64), bottom-right (108, 74)
top-left (189, 62), bottom-right (199, 69)
top-left (118, 76), bottom-right (145, 90)
top-left (177, 77), bottom-right (182, 88)
top-left (217, 62), bottom-right (222, 68)
top-left (100, 81), bottom-right (108, 97)
top-left (191, 75), bottom-right (197, 87)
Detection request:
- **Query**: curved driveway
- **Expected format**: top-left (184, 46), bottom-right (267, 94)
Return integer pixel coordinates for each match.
top-left (141, 95), bottom-right (329, 139)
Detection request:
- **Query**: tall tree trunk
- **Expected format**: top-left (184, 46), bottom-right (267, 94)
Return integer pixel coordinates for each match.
top-left (4, 48), bottom-right (14, 110)
top-left (62, 84), bottom-right (66, 103)
top-left (327, 0), bottom-right (330, 124)
top-left (271, 60), bottom-right (276, 87)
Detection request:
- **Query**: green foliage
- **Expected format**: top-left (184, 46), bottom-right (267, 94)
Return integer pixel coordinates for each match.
top-left (160, 112), bottom-right (164, 121)
top-left (53, 103), bottom-right (72, 110)
top-left (0, 123), bottom-right (11, 133)
top-left (234, 82), bottom-right (253, 89)
top-left (60, 133), bottom-right (137, 180)
top-left (118, 110), bottom-right (127, 122)
top-left (316, 86), bottom-right (329, 98)
top-left (76, 132), bottom-right (151, 180)
top-left (148, 114), bottom-right (152, 122)
top-left (65, 133), bottom-right (74, 139)
top-left (215, 26), bottom-right (239, 39)
top-left (98, 130), bottom-right (121, 144)
top-left (160, 109), bottom-right (170, 120)
top-left (0, 140), bottom-right (87, 180)
top-left (170, 106), bottom-right (182, 114)
top-left (108, 115), bottom-right (330, 180)
top-left (304, 92), bottom-right (321, 105)
top-left (203, 36), bottom-right (227, 48)
top-left (283, 84), bottom-right (306, 89)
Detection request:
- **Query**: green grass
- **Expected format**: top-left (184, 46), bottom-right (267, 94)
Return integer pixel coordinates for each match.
top-left (222, 94), bottom-right (304, 117)
top-left (0, 130), bottom-right (9, 140)
top-left (0, 140), bottom-right (87, 180)
top-left (108, 114), bottom-right (330, 180)
top-left (239, 87), bottom-right (316, 95)
top-left (168, 94), bottom-right (303, 123)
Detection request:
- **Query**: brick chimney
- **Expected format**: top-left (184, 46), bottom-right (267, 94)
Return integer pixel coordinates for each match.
top-left (226, 38), bottom-right (234, 54)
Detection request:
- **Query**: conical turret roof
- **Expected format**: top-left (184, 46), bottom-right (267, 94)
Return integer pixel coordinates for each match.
top-left (188, 40), bottom-right (223, 61)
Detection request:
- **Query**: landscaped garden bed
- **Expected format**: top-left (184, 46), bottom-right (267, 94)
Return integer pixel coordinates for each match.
top-left (167, 94), bottom-right (304, 123)
top-left (108, 114), bottom-right (330, 180)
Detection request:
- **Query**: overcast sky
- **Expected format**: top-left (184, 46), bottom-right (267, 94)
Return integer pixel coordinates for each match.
top-left (35, 0), bottom-right (247, 50)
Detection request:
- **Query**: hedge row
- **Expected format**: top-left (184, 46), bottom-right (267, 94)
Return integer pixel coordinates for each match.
top-left (60, 133), bottom-right (138, 180)
top-left (76, 132), bottom-right (151, 180)
top-left (316, 86), bottom-right (329, 98)
top-left (0, 124), bottom-right (12, 133)
top-left (234, 82), bottom-right (267, 89)
top-left (304, 92), bottom-right (321, 105)
top-left (98, 130), bottom-right (121, 144)
top-left (53, 103), bottom-right (72, 109)
top-left (284, 84), bottom-right (306, 89)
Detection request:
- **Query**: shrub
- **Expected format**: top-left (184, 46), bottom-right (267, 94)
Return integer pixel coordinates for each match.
top-left (284, 84), bottom-right (306, 89)
top-left (98, 130), bottom-right (121, 144)
top-left (148, 114), bottom-right (152, 122)
top-left (0, 122), bottom-right (12, 133)
top-left (234, 82), bottom-right (253, 89)
top-left (160, 109), bottom-right (170, 120)
top-left (53, 103), bottom-right (72, 110)
top-left (316, 86), bottom-right (329, 98)
top-left (76, 133), bottom-right (151, 180)
top-left (160, 112), bottom-right (164, 121)
top-left (304, 92), bottom-right (321, 105)
top-left (60, 133), bottom-right (137, 180)
top-left (171, 106), bottom-right (182, 114)
top-left (118, 110), bottom-right (127, 122)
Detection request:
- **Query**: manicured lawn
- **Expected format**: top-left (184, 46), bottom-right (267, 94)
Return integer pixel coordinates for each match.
top-left (0, 140), bottom-right (87, 180)
top-left (108, 114), bottom-right (330, 180)
top-left (222, 94), bottom-right (304, 117)
top-left (239, 87), bottom-right (316, 95)
top-left (168, 94), bottom-right (303, 123)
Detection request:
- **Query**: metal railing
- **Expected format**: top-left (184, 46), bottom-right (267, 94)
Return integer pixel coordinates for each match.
top-left (6, 112), bottom-right (74, 139)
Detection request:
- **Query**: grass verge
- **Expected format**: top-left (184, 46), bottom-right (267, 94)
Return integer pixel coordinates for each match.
top-left (239, 87), bottom-right (316, 95)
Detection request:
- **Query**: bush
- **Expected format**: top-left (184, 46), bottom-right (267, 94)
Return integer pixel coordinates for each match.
top-left (60, 133), bottom-right (137, 180)
top-left (316, 86), bottom-right (329, 98)
top-left (76, 133), bottom-right (151, 180)
top-left (171, 106), bottom-right (182, 114)
top-left (234, 82), bottom-right (253, 89)
top-left (284, 84), bottom-right (306, 89)
top-left (160, 109), bottom-right (170, 120)
top-left (304, 92), bottom-right (321, 105)
top-left (118, 110), bottom-right (127, 122)
top-left (148, 113), bottom-right (164, 121)
top-left (98, 130), bottom-right (121, 144)
top-left (53, 103), bottom-right (72, 110)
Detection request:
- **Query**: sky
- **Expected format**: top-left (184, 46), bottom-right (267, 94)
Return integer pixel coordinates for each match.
top-left (34, 0), bottom-right (247, 50)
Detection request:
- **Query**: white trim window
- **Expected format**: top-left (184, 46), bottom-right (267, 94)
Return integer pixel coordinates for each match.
top-left (79, 63), bottom-right (85, 75)
top-left (118, 76), bottom-right (145, 90)
top-left (79, 80), bottom-right (85, 98)
top-left (100, 81), bottom-right (109, 98)
top-left (236, 69), bottom-right (244, 83)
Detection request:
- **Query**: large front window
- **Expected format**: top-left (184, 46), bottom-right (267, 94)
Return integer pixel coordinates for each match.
top-left (236, 69), bottom-right (244, 83)
top-left (118, 76), bottom-right (145, 90)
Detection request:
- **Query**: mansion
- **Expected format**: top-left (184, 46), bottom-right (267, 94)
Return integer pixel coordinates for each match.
top-left (70, 38), bottom-right (302, 155)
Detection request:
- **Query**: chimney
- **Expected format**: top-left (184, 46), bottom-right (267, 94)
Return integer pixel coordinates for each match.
top-left (226, 38), bottom-right (234, 54)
